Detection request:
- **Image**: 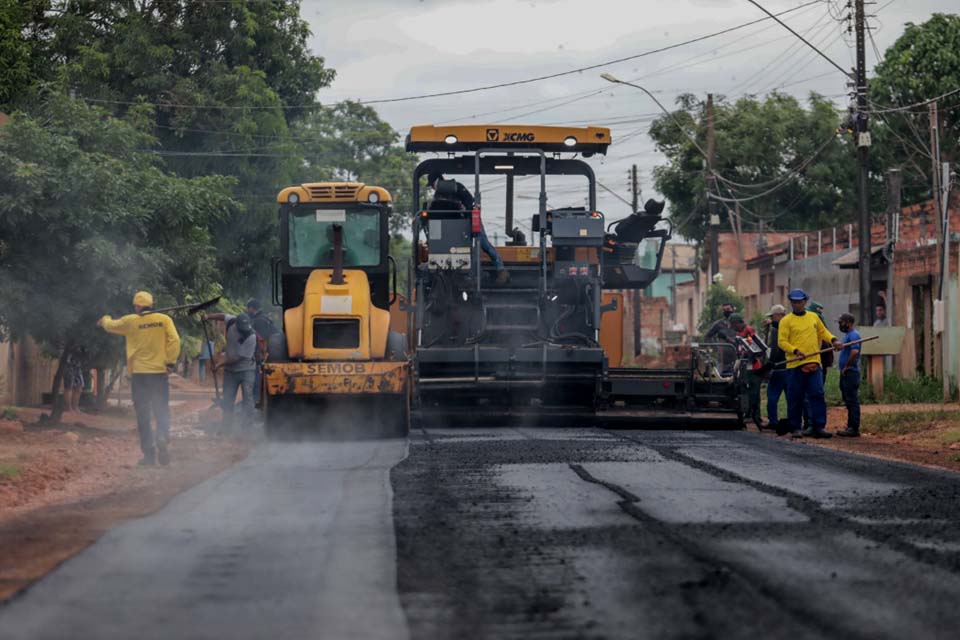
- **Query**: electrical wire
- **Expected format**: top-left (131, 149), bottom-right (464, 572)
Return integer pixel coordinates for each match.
top-left (744, 0), bottom-right (851, 78)
top-left (867, 88), bottom-right (960, 114)
top-left (79, 1), bottom-right (821, 112)
top-left (708, 134), bottom-right (837, 202)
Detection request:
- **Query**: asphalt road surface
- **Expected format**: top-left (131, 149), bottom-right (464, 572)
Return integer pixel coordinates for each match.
top-left (3, 427), bottom-right (960, 639)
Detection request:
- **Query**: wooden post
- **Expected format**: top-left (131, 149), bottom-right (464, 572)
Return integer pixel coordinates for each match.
top-left (868, 354), bottom-right (884, 399)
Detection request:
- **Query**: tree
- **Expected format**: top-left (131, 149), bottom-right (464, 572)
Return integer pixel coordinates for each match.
top-left (649, 92), bottom-right (864, 242)
top-left (697, 283), bottom-right (746, 335)
top-left (0, 91), bottom-right (238, 420)
top-left (0, 0), bottom-right (53, 108)
top-left (870, 13), bottom-right (960, 203)
top-left (35, 0), bottom-right (334, 296)
top-left (293, 101), bottom-right (419, 233)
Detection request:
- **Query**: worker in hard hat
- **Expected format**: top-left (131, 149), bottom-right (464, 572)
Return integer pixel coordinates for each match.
top-left (776, 289), bottom-right (841, 439)
top-left (97, 291), bottom-right (181, 465)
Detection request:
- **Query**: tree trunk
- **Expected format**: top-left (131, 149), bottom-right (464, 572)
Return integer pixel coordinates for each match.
top-left (96, 360), bottom-right (123, 411)
top-left (95, 368), bottom-right (107, 411)
top-left (49, 347), bottom-right (69, 423)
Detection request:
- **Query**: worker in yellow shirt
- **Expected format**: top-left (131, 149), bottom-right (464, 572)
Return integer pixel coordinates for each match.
top-left (97, 291), bottom-right (181, 466)
top-left (777, 289), bottom-right (841, 439)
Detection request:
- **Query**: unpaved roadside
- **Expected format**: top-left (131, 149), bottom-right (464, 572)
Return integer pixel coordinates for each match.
top-left (0, 388), bottom-right (250, 601)
top-left (767, 403), bottom-right (960, 474)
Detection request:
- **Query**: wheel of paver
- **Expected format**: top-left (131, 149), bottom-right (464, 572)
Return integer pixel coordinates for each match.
top-left (267, 332), bottom-right (288, 362)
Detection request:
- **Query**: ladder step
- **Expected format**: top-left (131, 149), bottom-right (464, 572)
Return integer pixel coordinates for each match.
top-left (486, 324), bottom-right (539, 331)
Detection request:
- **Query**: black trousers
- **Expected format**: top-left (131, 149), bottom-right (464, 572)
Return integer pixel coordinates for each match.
top-left (131, 373), bottom-right (170, 457)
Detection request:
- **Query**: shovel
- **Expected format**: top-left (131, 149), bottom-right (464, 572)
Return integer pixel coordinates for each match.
top-left (774, 335), bottom-right (878, 367)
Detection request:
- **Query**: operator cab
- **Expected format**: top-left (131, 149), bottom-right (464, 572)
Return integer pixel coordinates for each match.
top-left (274, 182), bottom-right (393, 311)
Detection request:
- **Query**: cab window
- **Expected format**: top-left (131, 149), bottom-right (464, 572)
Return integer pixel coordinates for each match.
top-left (288, 207), bottom-right (381, 268)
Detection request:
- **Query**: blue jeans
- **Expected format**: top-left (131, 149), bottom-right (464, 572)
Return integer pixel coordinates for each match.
top-left (802, 367), bottom-right (829, 427)
top-left (787, 366), bottom-right (826, 432)
top-left (839, 371), bottom-right (861, 431)
top-left (222, 369), bottom-right (255, 429)
top-left (766, 369), bottom-right (788, 427)
top-left (479, 226), bottom-right (504, 270)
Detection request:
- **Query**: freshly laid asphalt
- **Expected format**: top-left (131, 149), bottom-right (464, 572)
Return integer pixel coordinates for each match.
top-left (3, 427), bottom-right (960, 639)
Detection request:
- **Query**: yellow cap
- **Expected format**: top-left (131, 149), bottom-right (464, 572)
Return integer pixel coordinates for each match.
top-left (133, 291), bottom-right (154, 307)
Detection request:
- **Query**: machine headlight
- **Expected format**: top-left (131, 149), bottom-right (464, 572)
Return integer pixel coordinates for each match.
top-left (288, 192), bottom-right (300, 204)
top-left (368, 192), bottom-right (380, 203)
top-left (444, 134), bottom-right (458, 145)
top-left (563, 136), bottom-right (577, 147)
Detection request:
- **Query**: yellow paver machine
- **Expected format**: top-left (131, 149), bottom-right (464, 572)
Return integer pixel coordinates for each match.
top-left (406, 124), bottom-right (748, 427)
top-left (262, 182), bottom-right (410, 437)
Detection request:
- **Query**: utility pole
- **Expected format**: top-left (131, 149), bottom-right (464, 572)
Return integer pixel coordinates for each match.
top-left (854, 0), bottom-right (872, 327)
top-left (707, 93), bottom-right (719, 281)
top-left (885, 169), bottom-right (900, 323)
top-left (930, 102), bottom-right (942, 292)
top-left (505, 174), bottom-right (514, 238)
top-left (884, 169), bottom-right (903, 382)
top-left (929, 101), bottom-right (944, 382)
top-left (630, 165), bottom-right (639, 214)
top-left (670, 244), bottom-right (678, 324)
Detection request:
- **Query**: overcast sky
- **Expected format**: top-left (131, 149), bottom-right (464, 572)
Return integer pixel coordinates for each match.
top-left (299, 0), bottom-right (954, 239)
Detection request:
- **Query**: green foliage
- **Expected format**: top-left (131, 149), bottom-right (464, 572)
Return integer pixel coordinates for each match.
top-left (649, 92), bottom-right (865, 242)
top-left (876, 374), bottom-right (944, 404)
top-left (1, 406), bottom-right (16, 420)
top-left (697, 283), bottom-right (745, 334)
top-left (870, 14), bottom-right (960, 204)
top-left (0, 92), bottom-right (237, 371)
top-left (390, 235), bottom-right (414, 293)
top-left (0, 462), bottom-right (20, 479)
top-left (293, 101), bottom-right (419, 233)
top-left (22, 1), bottom-right (416, 296)
top-left (862, 409), bottom-right (959, 435)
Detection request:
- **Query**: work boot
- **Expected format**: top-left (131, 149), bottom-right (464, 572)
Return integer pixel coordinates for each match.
top-left (836, 427), bottom-right (860, 438)
top-left (790, 430), bottom-right (804, 439)
top-left (157, 443), bottom-right (170, 466)
top-left (810, 429), bottom-right (832, 439)
top-left (138, 453), bottom-right (156, 466)
top-left (800, 427), bottom-right (816, 438)
top-left (495, 269), bottom-right (510, 285)
top-left (775, 423), bottom-right (790, 436)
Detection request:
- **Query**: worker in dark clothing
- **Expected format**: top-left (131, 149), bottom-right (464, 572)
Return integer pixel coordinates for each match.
top-left (705, 302), bottom-right (737, 374)
top-left (836, 313), bottom-right (863, 437)
top-left (428, 172), bottom-right (509, 285)
top-left (705, 302), bottom-right (736, 341)
top-left (763, 304), bottom-right (788, 432)
top-left (245, 298), bottom-right (275, 407)
top-left (802, 300), bottom-right (833, 430)
top-left (730, 313), bottom-right (765, 429)
top-left (245, 298), bottom-right (275, 340)
top-left (98, 291), bottom-right (180, 466)
top-left (206, 312), bottom-right (258, 432)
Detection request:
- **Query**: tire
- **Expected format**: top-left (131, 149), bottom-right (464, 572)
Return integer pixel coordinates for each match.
top-left (267, 332), bottom-right (288, 362)
top-left (386, 331), bottom-right (407, 361)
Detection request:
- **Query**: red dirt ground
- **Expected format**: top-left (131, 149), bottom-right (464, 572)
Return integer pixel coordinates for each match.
top-left (0, 376), bottom-right (250, 601)
top-left (759, 403), bottom-right (960, 474)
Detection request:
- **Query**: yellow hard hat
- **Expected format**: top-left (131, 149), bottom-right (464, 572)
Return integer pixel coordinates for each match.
top-left (133, 291), bottom-right (154, 307)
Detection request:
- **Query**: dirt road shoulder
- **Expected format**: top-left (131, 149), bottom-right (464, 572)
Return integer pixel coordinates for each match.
top-left (0, 396), bottom-right (250, 601)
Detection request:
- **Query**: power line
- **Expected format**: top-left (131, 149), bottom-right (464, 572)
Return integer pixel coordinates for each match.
top-left (80, 1), bottom-right (821, 112)
top-left (867, 88), bottom-right (960, 114)
top-left (707, 132), bottom-right (840, 202)
top-left (744, 0), bottom-right (851, 78)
